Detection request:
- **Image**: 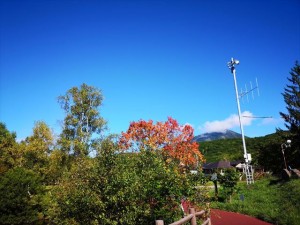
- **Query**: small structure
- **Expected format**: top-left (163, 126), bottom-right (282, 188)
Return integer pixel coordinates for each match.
top-left (202, 160), bottom-right (246, 174)
top-left (202, 161), bottom-right (233, 175)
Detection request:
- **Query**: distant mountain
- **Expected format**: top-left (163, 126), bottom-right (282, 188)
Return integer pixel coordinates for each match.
top-left (193, 130), bottom-right (243, 142)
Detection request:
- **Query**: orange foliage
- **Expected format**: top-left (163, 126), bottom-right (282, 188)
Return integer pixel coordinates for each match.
top-left (119, 117), bottom-right (204, 166)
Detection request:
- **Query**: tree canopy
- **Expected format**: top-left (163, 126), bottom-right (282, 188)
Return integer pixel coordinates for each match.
top-left (58, 83), bottom-right (107, 156)
top-left (119, 117), bottom-right (204, 166)
top-left (280, 61), bottom-right (300, 137)
top-left (279, 61), bottom-right (300, 169)
top-left (0, 122), bottom-right (18, 174)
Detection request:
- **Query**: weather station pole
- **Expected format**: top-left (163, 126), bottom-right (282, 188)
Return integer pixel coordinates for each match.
top-left (227, 58), bottom-right (254, 184)
top-left (281, 140), bottom-right (291, 171)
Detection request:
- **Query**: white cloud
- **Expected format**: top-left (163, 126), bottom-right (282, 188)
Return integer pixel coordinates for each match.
top-left (199, 111), bottom-right (255, 133)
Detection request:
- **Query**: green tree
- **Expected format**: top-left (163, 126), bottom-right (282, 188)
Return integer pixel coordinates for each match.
top-left (50, 156), bottom-right (103, 225)
top-left (133, 150), bottom-right (189, 223)
top-left (279, 61), bottom-right (300, 169)
top-left (58, 83), bottom-right (107, 156)
top-left (51, 136), bottom-right (199, 224)
top-left (50, 137), bottom-right (132, 225)
top-left (254, 132), bottom-right (287, 173)
top-left (0, 122), bottom-right (19, 174)
top-left (218, 168), bottom-right (240, 203)
top-left (47, 149), bottom-right (68, 185)
top-left (0, 167), bottom-right (44, 225)
top-left (20, 121), bottom-right (54, 178)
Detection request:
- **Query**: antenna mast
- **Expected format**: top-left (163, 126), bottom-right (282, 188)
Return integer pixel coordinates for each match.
top-left (227, 58), bottom-right (254, 184)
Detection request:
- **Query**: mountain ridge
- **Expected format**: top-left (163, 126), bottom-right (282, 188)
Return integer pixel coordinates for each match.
top-left (193, 130), bottom-right (243, 142)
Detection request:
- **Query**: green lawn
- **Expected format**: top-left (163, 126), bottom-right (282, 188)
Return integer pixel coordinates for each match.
top-left (209, 176), bottom-right (300, 225)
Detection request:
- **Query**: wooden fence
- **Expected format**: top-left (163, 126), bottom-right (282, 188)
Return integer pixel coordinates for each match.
top-left (155, 208), bottom-right (211, 225)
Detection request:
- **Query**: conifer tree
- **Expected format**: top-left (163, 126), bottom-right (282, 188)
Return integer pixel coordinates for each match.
top-left (279, 61), bottom-right (300, 168)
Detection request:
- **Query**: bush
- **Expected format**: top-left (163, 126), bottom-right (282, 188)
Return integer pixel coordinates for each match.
top-left (0, 167), bottom-right (44, 225)
top-left (217, 169), bottom-right (240, 202)
top-left (50, 140), bottom-right (203, 224)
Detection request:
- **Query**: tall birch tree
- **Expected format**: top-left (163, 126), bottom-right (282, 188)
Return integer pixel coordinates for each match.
top-left (58, 83), bottom-right (106, 156)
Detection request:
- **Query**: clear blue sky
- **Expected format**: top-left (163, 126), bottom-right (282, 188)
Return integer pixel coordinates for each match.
top-left (1, 0), bottom-right (299, 141)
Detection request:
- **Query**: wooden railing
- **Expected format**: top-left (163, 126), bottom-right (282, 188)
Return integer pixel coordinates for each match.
top-left (155, 208), bottom-right (211, 225)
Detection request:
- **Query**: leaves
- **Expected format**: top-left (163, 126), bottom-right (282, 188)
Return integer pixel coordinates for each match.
top-left (279, 61), bottom-right (300, 169)
top-left (1, 85), bottom-right (210, 224)
top-left (0, 167), bottom-right (44, 225)
top-left (217, 169), bottom-right (240, 202)
top-left (58, 83), bottom-right (107, 156)
top-left (280, 61), bottom-right (300, 133)
top-left (119, 117), bottom-right (204, 166)
top-left (0, 122), bottom-right (19, 174)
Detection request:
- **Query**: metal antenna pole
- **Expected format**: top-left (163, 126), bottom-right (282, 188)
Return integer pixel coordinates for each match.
top-left (232, 64), bottom-right (248, 163)
top-left (227, 58), bottom-right (254, 184)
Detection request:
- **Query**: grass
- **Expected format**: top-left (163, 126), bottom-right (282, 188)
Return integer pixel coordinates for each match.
top-left (209, 176), bottom-right (300, 225)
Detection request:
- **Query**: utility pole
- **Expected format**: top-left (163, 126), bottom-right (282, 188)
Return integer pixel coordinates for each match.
top-left (227, 58), bottom-right (254, 184)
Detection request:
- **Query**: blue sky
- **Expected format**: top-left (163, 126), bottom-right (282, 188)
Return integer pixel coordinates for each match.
top-left (1, 0), bottom-right (300, 141)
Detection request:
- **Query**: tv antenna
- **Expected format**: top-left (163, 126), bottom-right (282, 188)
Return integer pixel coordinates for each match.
top-left (240, 78), bottom-right (260, 103)
top-left (238, 79), bottom-right (273, 120)
top-left (227, 58), bottom-right (254, 185)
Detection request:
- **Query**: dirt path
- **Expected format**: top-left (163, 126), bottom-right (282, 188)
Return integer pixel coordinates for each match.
top-left (211, 209), bottom-right (273, 225)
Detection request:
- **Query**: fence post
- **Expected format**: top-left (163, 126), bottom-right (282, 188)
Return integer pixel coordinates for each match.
top-left (189, 208), bottom-right (196, 225)
top-left (155, 220), bottom-right (164, 225)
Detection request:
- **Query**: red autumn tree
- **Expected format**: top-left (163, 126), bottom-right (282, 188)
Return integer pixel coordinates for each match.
top-left (119, 117), bottom-right (204, 166)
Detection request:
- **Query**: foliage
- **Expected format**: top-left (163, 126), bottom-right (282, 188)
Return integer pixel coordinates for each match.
top-left (50, 136), bottom-right (141, 224)
top-left (50, 157), bottom-right (104, 225)
top-left (1, 84), bottom-right (209, 225)
top-left (279, 61), bottom-right (300, 169)
top-left (92, 137), bottom-right (143, 225)
top-left (58, 83), bottom-right (107, 156)
top-left (51, 136), bottom-right (202, 224)
top-left (0, 167), bottom-right (45, 225)
top-left (217, 169), bottom-right (240, 202)
top-left (198, 131), bottom-right (294, 173)
top-left (19, 121), bottom-right (54, 180)
top-left (253, 132), bottom-right (289, 173)
top-left (199, 138), bottom-right (244, 162)
top-left (46, 149), bottom-right (69, 185)
top-left (0, 122), bottom-right (19, 174)
top-left (119, 117), bottom-right (204, 166)
top-left (133, 150), bottom-right (185, 223)
top-left (280, 61), bottom-right (300, 136)
top-left (211, 177), bottom-right (300, 225)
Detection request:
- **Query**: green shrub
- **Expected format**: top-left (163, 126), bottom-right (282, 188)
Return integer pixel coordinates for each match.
top-left (0, 167), bottom-right (44, 225)
top-left (217, 169), bottom-right (240, 202)
top-left (50, 139), bottom-right (204, 224)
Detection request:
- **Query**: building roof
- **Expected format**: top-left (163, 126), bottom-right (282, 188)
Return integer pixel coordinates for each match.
top-left (203, 161), bottom-right (233, 170)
